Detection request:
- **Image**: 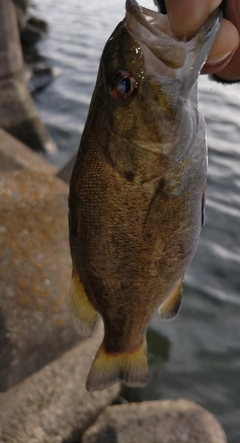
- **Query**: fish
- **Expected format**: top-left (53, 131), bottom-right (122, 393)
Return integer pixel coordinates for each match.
top-left (68, 0), bottom-right (221, 391)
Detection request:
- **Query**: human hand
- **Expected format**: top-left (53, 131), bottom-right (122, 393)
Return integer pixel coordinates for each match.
top-left (165, 0), bottom-right (240, 82)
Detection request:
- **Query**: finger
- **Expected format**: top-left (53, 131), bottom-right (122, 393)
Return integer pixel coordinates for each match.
top-left (224, 0), bottom-right (240, 30)
top-left (212, 44), bottom-right (240, 80)
top-left (201, 19), bottom-right (239, 74)
top-left (212, 0), bottom-right (240, 80)
top-left (165, 0), bottom-right (221, 37)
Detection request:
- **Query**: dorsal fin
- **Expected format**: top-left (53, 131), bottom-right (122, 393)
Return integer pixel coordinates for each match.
top-left (158, 277), bottom-right (184, 320)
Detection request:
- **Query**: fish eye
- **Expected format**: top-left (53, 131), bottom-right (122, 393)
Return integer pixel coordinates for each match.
top-left (111, 70), bottom-right (137, 101)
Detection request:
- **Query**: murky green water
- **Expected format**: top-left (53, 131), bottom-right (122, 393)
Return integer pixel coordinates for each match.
top-left (31, 1), bottom-right (240, 440)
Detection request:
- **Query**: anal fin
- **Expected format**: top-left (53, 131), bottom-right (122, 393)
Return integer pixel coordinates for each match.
top-left (69, 266), bottom-right (98, 337)
top-left (86, 340), bottom-right (149, 392)
top-left (158, 277), bottom-right (184, 320)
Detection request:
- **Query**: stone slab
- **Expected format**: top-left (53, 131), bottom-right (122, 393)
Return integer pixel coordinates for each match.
top-left (82, 399), bottom-right (227, 443)
top-left (0, 72), bottom-right (57, 153)
top-left (12, 0), bottom-right (29, 32)
top-left (0, 128), bottom-right (57, 174)
top-left (0, 0), bottom-right (23, 79)
top-left (0, 322), bottom-right (120, 443)
top-left (0, 0), bottom-right (57, 154)
top-left (0, 170), bottom-right (79, 391)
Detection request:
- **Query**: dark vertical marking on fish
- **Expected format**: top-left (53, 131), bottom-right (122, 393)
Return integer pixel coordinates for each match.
top-left (202, 184), bottom-right (206, 227)
top-left (124, 170), bottom-right (135, 182)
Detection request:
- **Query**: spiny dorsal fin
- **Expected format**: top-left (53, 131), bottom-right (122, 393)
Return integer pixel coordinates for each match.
top-left (69, 266), bottom-right (99, 337)
top-left (158, 277), bottom-right (184, 320)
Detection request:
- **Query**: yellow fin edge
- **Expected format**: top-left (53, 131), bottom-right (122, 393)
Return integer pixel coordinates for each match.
top-left (86, 340), bottom-right (149, 391)
top-left (159, 276), bottom-right (184, 320)
top-left (69, 267), bottom-right (98, 337)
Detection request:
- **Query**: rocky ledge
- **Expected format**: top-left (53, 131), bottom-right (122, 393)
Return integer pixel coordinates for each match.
top-left (0, 0), bottom-right (56, 154)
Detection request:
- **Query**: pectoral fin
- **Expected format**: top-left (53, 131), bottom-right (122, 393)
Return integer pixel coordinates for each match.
top-left (158, 277), bottom-right (184, 320)
top-left (69, 266), bottom-right (98, 337)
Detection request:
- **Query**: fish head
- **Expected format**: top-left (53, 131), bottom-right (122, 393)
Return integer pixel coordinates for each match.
top-left (87, 0), bottom-right (221, 179)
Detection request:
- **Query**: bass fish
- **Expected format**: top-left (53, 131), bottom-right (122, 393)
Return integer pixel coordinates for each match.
top-left (69, 0), bottom-right (221, 391)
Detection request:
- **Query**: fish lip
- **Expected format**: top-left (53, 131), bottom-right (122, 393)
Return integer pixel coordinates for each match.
top-left (125, 0), bottom-right (186, 71)
top-left (125, 0), bottom-right (165, 38)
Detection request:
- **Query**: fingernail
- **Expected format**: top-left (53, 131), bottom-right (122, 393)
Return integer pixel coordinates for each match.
top-left (206, 50), bottom-right (233, 66)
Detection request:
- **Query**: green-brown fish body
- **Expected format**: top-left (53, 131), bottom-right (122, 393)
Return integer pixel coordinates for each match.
top-left (69, 0), bottom-right (221, 391)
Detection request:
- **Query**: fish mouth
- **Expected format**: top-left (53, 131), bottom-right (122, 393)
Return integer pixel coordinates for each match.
top-left (125, 0), bottom-right (221, 74)
top-left (126, 0), bottom-right (172, 40)
top-left (125, 0), bottom-right (186, 71)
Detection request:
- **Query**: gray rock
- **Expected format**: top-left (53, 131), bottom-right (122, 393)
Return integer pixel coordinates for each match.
top-left (0, 323), bottom-right (120, 443)
top-left (0, 71), bottom-right (57, 153)
top-left (12, 0), bottom-right (29, 32)
top-left (82, 399), bottom-right (227, 443)
top-left (0, 170), bottom-right (79, 391)
top-left (28, 16), bottom-right (48, 34)
top-left (57, 154), bottom-right (76, 184)
top-left (0, 128), bottom-right (57, 174)
top-left (27, 65), bottom-right (60, 94)
top-left (0, 0), bottom-right (23, 78)
top-left (0, 0), bottom-right (57, 154)
top-left (21, 21), bottom-right (47, 45)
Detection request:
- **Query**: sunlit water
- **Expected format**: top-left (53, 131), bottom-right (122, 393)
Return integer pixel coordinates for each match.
top-left (31, 1), bottom-right (240, 441)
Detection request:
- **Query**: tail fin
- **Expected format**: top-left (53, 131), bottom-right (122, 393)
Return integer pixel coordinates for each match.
top-left (86, 341), bottom-right (149, 391)
top-left (69, 267), bottom-right (98, 337)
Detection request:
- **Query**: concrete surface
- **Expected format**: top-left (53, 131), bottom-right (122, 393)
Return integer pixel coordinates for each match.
top-left (0, 127), bottom-right (57, 174)
top-left (0, 169), bottom-right (79, 391)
